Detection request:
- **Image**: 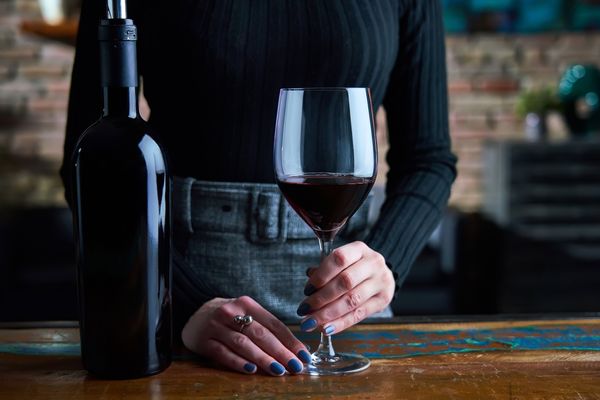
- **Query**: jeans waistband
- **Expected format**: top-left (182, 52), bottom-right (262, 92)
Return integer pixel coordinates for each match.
top-left (173, 177), bottom-right (372, 244)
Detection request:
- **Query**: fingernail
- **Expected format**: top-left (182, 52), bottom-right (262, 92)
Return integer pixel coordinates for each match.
top-left (324, 325), bottom-right (335, 335)
top-left (296, 302), bottom-right (311, 316)
top-left (304, 284), bottom-right (317, 296)
top-left (300, 318), bottom-right (317, 332)
top-left (287, 358), bottom-right (303, 374)
top-left (297, 349), bottom-right (312, 364)
top-left (243, 363), bottom-right (256, 373)
top-left (270, 361), bottom-right (285, 376)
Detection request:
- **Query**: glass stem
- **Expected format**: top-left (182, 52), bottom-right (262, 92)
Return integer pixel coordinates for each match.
top-left (315, 238), bottom-right (337, 360)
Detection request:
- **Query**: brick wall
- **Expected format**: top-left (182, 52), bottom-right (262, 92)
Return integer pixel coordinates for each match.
top-left (0, 0), bottom-right (73, 207)
top-left (447, 33), bottom-right (600, 211)
top-left (1, 0), bottom-right (599, 211)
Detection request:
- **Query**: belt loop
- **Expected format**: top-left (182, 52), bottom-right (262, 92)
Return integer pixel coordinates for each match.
top-left (249, 188), bottom-right (283, 243)
top-left (278, 193), bottom-right (288, 243)
top-left (248, 189), bottom-right (259, 243)
top-left (181, 177), bottom-right (195, 234)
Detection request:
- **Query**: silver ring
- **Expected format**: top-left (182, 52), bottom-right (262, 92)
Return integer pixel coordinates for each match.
top-left (234, 315), bottom-right (254, 333)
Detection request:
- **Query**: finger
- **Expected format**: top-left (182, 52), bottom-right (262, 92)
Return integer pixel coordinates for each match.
top-left (219, 297), bottom-right (306, 374)
top-left (321, 294), bottom-right (390, 335)
top-left (300, 278), bottom-right (381, 332)
top-left (305, 242), bottom-right (366, 295)
top-left (236, 296), bottom-right (311, 365)
top-left (215, 325), bottom-right (291, 376)
top-left (203, 338), bottom-right (257, 374)
top-left (298, 261), bottom-right (373, 315)
top-left (243, 319), bottom-right (305, 374)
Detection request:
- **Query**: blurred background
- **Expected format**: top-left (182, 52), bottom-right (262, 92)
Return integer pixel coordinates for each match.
top-left (1, 0), bottom-right (599, 322)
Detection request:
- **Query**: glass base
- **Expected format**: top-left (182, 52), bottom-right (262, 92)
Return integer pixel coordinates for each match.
top-left (304, 352), bottom-right (370, 376)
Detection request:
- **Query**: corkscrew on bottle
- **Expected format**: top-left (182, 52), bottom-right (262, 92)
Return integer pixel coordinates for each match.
top-left (107, 0), bottom-right (127, 19)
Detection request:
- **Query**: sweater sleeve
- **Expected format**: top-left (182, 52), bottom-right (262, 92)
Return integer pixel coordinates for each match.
top-left (364, 0), bottom-right (457, 291)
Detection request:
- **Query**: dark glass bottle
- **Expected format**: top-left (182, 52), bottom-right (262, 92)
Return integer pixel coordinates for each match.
top-left (71, 11), bottom-right (172, 379)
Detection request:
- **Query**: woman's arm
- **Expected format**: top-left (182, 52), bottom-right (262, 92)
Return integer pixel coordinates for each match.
top-left (297, 0), bottom-right (456, 335)
top-left (365, 0), bottom-right (457, 290)
top-left (60, 0), bottom-right (103, 207)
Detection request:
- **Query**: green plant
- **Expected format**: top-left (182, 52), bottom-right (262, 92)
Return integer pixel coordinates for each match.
top-left (515, 86), bottom-right (562, 119)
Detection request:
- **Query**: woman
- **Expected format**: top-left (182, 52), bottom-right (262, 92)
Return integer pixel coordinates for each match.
top-left (62, 0), bottom-right (456, 376)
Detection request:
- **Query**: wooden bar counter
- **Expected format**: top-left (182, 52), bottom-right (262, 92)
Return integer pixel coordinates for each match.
top-left (1, 316), bottom-right (600, 399)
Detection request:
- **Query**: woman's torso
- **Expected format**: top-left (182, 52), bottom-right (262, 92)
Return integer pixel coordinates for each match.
top-left (136, 0), bottom-right (401, 182)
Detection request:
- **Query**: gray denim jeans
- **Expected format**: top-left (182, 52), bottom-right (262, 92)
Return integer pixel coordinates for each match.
top-left (172, 177), bottom-right (391, 326)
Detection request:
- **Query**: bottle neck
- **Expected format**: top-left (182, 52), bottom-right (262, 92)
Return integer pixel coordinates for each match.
top-left (98, 18), bottom-right (138, 119)
top-left (102, 86), bottom-right (138, 118)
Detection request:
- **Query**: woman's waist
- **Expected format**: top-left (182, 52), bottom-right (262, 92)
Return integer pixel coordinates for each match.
top-left (172, 176), bottom-right (373, 244)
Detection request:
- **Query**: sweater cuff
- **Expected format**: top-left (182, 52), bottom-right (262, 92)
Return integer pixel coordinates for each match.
top-left (366, 194), bottom-right (444, 293)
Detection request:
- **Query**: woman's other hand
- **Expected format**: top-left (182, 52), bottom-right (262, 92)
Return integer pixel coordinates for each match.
top-left (182, 296), bottom-right (311, 376)
top-left (297, 241), bottom-right (395, 335)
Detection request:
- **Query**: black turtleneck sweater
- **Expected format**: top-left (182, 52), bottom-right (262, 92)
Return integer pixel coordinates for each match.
top-left (62, 0), bottom-right (457, 292)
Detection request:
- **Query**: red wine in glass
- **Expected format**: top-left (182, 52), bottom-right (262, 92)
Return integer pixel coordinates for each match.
top-left (277, 173), bottom-right (375, 242)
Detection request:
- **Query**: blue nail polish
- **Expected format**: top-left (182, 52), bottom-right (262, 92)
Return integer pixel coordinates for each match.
top-left (297, 350), bottom-right (312, 364)
top-left (324, 325), bottom-right (335, 335)
top-left (287, 358), bottom-right (303, 374)
top-left (270, 361), bottom-right (285, 375)
top-left (300, 318), bottom-right (317, 332)
top-left (243, 363), bottom-right (256, 373)
top-left (296, 302), bottom-right (311, 316)
top-left (304, 284), bottom-right (316, 296)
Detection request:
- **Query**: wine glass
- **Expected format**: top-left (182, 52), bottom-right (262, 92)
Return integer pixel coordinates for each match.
top-left (273, 87), bottom-right (377, 375)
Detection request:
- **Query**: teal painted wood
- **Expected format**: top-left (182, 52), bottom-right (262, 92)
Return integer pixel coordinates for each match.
top-left (299, 325), bottom-right (600, 359)
top-left (0, 343), bottom-right (80, 356)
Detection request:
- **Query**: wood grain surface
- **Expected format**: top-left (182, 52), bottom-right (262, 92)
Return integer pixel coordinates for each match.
top-left (1, 319), bottom-right (600, 399)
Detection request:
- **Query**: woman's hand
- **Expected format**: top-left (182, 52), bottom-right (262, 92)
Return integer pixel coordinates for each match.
top-left (297, 241), bottom-right (395, 335)
top-left (182, 296), bottom-right (311, 376)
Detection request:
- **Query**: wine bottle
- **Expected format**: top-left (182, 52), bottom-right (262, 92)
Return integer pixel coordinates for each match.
top-left (71, 0), bottom-right (172, 378)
